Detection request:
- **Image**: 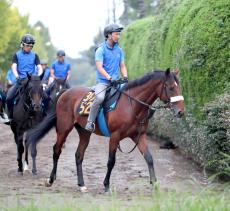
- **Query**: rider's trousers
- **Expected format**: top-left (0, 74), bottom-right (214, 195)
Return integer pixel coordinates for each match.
top-left (87, 83), bottom-right (109, 123)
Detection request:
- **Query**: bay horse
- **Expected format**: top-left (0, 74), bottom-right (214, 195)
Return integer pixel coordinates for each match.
top-left (10, 75), bottom-right (44, 175)
top-left (26, 78), bottom-right (69, 175)
top-left (27, 69), bottom-right (185, 192)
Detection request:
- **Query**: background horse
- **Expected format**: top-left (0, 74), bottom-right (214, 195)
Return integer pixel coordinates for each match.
top-left (27, 68), bottom-right (185, 192)
top-left (26, 78), bottom-right (69, 175)
top-left (0, 85), bottom-right (7, 123)
top-left (10, 75), bottom-right (44, 175)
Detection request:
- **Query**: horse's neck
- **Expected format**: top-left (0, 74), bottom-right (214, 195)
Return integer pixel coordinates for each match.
top-left (127, 79), bottom-right (160, 115)
top-left (130, 79), bottom-right (160, 104)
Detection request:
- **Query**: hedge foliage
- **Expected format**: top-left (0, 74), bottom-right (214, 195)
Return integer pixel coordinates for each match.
top-left (120, 0), bottom-right (230, 174)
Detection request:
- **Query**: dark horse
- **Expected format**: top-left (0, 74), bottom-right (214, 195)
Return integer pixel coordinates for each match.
top-left (27, 69), bottom-right (185, 192)
top-left (26, 78), bottom-right (69, 175)
top-left (10, 75), bottom-right (44, 175)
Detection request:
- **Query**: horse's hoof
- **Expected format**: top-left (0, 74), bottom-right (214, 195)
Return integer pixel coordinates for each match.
top-left (45, 178), bottom-right (52, 187)
top-left (79, 186), bottom-right (88, 193)
top-left (32, 173), bottom-right (38, 178)
top-left (32, 170), bottom-right (37, 176)
top-left (104, 186), bottom-right (112, 195)
top-left (17, 171), bottom-right (23, 176)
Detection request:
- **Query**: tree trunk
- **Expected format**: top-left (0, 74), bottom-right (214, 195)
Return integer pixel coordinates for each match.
top-left (138, 0), bottom-right (145, 18)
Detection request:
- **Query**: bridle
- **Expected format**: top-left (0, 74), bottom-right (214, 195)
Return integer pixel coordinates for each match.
top-left (117, 76), bottom-right (184, 153)
top-left (23, 82), bottom-right (43, 112)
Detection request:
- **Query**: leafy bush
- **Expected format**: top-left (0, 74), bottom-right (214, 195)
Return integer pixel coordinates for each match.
top-left (120, 0), bottom-right (230, 175)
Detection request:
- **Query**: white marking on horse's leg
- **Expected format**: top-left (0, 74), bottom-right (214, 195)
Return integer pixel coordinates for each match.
top-left (23, 160), bottom-right (29, 171)
top-left (45, 178), bottom-right (52, 187)
top-left (79, 186), bottom-right (88, 193)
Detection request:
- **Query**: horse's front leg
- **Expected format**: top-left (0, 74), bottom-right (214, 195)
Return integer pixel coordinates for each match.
top-left (75, 127), bottom-right (91, 192)
top-left (134, 133), bottom-right (157, 184)
top-left (103, 136), bottom-right (119, 192)
top-left (16, 132), bottom-right (24, 175)
top-left (24, 139), bottom-right (29, 172)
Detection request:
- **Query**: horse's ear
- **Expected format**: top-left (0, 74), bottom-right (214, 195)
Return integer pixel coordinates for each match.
top-left (27, 72), bottom-right (31, 80)
top-left (174, 68), bottom-right (180, 76)
top-left (165, 68), bottom-right (170, 76)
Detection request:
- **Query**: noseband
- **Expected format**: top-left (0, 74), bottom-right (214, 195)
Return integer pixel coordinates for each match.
top-left (159, 77), bottom-right (184, 108)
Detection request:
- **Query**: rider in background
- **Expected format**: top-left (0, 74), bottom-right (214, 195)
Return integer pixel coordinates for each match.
top-left (6, 69), bottom-right (17, 90)
top-left (49, 50), bottom-right (71, 88)
top-left (40, 60), bottom-right (50, 90)
top-left (4, 34), bottom-right (43, 122)
top-left (85, 23), bottom-right (128, 132)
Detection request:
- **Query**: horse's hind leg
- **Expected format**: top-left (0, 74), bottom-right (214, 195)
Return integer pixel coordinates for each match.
top-left (30, 143), bottom-right (38, 176)
top-left (103, 136), bottom-right (119, 192)
top-left (134, 133), bottom-right (157, 184)
top-left (45, 121), bottom-right (73, 187)
top-left (75, 125), bottom-right (91, 192)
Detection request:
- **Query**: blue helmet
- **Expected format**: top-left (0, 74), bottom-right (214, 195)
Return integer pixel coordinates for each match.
top-left (57, 50), bottom-right (65, 57)
top-left (21, 34), bottom-right (35, 45)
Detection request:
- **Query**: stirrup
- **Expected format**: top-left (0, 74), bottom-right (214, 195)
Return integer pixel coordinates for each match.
top-left (85, 121), bottom-right (95, 132)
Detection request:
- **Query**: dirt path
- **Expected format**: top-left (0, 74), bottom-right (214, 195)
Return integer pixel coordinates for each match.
top-left (0, 123), bottom-right (204, 200)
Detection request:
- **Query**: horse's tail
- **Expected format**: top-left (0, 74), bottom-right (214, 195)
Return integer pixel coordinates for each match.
top-left (26, 111), bottom-right (56, 147)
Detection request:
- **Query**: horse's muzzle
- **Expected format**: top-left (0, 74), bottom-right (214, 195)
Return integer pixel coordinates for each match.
top-left (173, 108), bottom-right (184, 118)
top-left (33, 104), bottom-right (42, 112)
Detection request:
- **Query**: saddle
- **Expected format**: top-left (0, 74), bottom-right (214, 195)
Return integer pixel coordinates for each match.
top-left (77, 83), bottom-right (124, 116)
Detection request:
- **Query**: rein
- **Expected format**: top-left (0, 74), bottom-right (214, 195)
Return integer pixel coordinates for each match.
top-left (117, 87), bottom-right (166, 154)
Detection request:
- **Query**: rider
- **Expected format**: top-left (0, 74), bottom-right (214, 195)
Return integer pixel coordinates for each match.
top-left (85, 23), bottom-right (128, 132)
top-left (49, 50), bottom-right (71, 88)
top-left (4, 34), bottom-right (43, 122)
top-left (40, 60), bottom-right (50, 89)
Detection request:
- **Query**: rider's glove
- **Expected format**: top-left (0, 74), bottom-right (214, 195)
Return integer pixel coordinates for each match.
top-left (110, 79), bottom-right (119, 86)
top-left (122, 77), bottom-right (128, 83)
top-left (16, 77), bottom-right (21, 85)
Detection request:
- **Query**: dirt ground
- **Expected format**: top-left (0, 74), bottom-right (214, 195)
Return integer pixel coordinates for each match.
top-left (0, 123), bottom-right (205, 201)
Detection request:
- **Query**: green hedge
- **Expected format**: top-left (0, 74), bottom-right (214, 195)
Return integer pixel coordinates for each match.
top-left (120, 0), bottom-right (230, 174)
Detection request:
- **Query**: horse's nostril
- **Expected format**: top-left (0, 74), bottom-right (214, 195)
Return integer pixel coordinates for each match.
top-left (178, 110), bottom-right (184, 117)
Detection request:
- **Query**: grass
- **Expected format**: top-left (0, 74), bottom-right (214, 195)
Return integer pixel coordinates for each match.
top-left (0, 185), bottom-right (229, 211)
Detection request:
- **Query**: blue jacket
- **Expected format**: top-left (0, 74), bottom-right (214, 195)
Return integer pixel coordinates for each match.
top-left (51, 60), bottom-right (71, 79)
top-left (12, 50), bottom-right (40, 79)
top-left (95, 41), bottom-right (124, 84)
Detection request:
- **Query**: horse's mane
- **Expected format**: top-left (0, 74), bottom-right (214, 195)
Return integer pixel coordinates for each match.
top-left (123, 70), bottom-right (179, 90)
top-left (123, 70), bottom-right (163, 90)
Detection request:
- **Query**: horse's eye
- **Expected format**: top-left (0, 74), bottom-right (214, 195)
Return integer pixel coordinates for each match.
top-left (169, 86), bottom-right (174, 91)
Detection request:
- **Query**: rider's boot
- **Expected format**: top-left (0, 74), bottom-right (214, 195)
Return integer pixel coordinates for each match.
top-left (85, 121), bottom-right (95, 133)
top-left (0, 107), bottom-right (11, 124)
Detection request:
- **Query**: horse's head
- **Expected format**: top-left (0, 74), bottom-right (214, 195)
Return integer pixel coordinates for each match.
top-left (50, 78), bottom-right (68, 99)
top-left (158, 68), bottom-right (185, 118)
top-left (25, 75), bottom-right (44, 112)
